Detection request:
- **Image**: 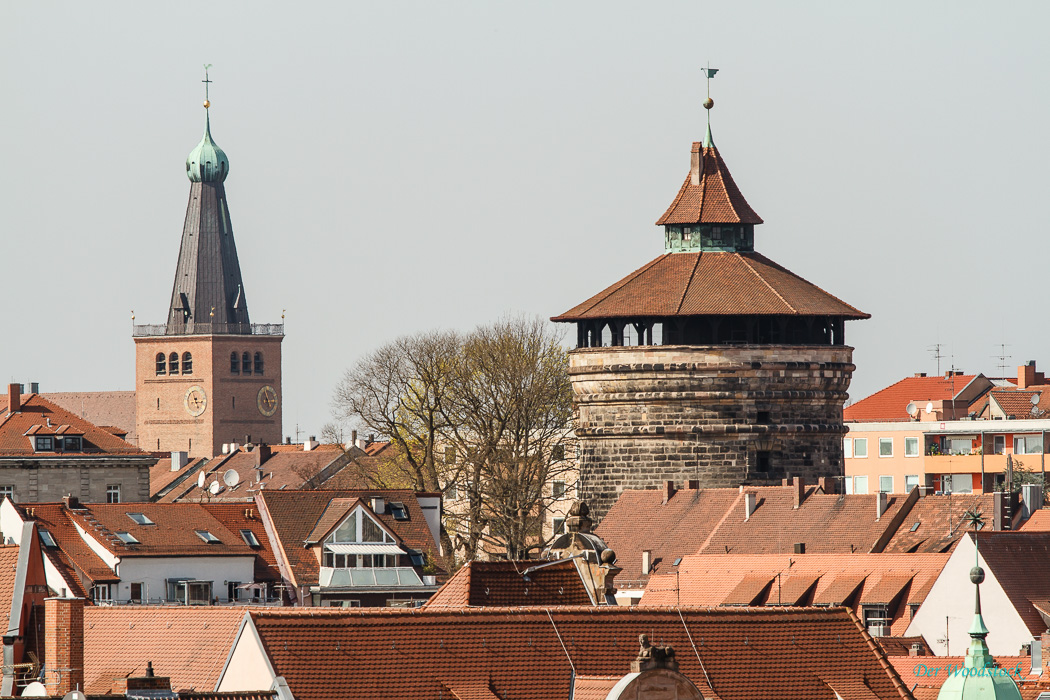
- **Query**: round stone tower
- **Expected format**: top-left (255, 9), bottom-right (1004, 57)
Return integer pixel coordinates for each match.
top-left (552, 108), bottom-right (869, 519)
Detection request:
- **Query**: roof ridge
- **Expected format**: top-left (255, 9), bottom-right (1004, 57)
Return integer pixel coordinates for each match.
top-left (675, 253), bottom-right (704, 315)
top-left (738, 254), bottom-right (796, 313)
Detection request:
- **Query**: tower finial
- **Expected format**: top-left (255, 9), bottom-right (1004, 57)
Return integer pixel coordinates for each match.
top-left (702, 64), bottom-right (718, 148)
top-left (202, 64), bottom-right (213, 109)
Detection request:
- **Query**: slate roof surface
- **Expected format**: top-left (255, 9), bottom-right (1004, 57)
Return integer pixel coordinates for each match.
top-left (84, 606), bottom-right (246, 693)
top-left (656, 141), bottom-right (763, 225)
top-left (423, 560), bottom-right (593, 608)
top-left (843, 375), bottom-right (979, 422)
top-left (642, 553), bottom-right (949, 637)
top-left (246, 606), bottom-right (911, 700)
top-left (259, 489), bottom-right (442, 587)
top-left (38, 391), bottom-right (137, 444)
top-left (881, 494), bottom-right (996, 554)
top-left (0, 394), bottom-right (147, 456)
top-left (552, 251), bottom-right (868, 322)
top-left (974, 530), bottom-right (1050, 636)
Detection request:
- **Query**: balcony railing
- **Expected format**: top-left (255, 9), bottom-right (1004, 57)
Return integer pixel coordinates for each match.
top-left (924, 453), bottom-right (1043, 474)
top-left (133, 323), bottom-right (284, 337)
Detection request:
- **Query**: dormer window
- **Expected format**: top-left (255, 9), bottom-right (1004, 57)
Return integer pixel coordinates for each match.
top-left (35, 437), bottom-right (54, 452)
top-left (60, 436), bottom-right (81, 452)
top-left (322, 507), bottom-right (402, 569)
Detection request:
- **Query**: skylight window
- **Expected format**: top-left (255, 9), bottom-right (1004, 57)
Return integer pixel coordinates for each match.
top-left (240, 529), bottom-right (261, 548)
top-left (910, 521), bottom-right (921, 532)
top-left (390, 502), bottom-right (408, 521)
top-left (38, 529), bottom-right (57, 548)
top-left (127, 513), bottom-right (154, 526)
top-left (116, 532), bottom-right (139, 544)
top-left (195, 530), bottom-right (220, 543)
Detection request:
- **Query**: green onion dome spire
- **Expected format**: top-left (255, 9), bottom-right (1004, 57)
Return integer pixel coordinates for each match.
top-left (186, 109), bottom-right (229, 183)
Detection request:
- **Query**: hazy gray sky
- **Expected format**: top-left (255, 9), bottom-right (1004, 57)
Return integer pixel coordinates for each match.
top-left (3, 2), bottom-right (1048, 439)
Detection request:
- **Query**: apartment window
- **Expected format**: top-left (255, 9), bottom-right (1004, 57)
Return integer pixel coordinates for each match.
top-left (106, 484), bottom-right (121, 503)
top-left (155, 353), bottom-right (166, 375)
top-left (254, 352), bottom-right (264, 375)
top-left (60, 436), bottom-right (82, 452)
top-left (0, 486), bottom-right (13, 501)
top-left (946, 437), bottom-right (972, 456)
top-left (993, 435), bottom-right (1005, 455)
top-left (941, 474), bottom-right (973, 494)
top-left (553, 481), bottom-right (566, 499)
top-left (879, 438), bottom-right (893, 457)
top-left (130, 582), bottom-right (144, 603)
top-left (552, 444), bottom-right (565, 461)
top-left (168, 352), bottom-right (179, 374)
top-left (854, 475), bottom-right (869, 495)
top-left (905, 475), bottom-right (919, 492)
top-left (227, 581), bottom-right (240, 601)
top-left (446, 484), bottom-right (457, 500)
top-left (230, 352), bottom-right (240, 374)
top-left (903, 437), bottom-right (919, 457)
top-left (1014, 435), bottom-right (1043, 455)
top-left (167, 580), bottom-right (212, 605)
top-left (553, 517), bottom-right (566, 535)
top-left (35, 437), bottom-right (54, 452)
top-left (91, 584), bottom-right (113, 604)
top-left (182, 352), bottom-right (193, 375)
top-left (853, 438), bottom-right (868, 458)
top-left (879, 475), bottom-right (893, 493)
top-left (843, 438), bottom-right (853, 458)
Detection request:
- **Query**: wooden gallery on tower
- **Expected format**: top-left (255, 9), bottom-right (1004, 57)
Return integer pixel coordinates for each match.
top-left (132, 92), bottom-right (284, 456)
top-left (552, 97), bottom-right (869, 518)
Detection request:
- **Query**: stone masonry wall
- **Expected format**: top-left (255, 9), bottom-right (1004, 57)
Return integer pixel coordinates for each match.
top-left (570, 345), bottom-right (856, 519)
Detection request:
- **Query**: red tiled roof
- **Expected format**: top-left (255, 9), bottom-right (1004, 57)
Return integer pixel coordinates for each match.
top-left (0, 546), bottom-right (20, 632)
top-left (643, 553), bottom-right (948, 637)
top-left (20, 503), bottom-right (117, 591)
top-left (570, 676), bottom-right (621, 700)
top-left (150, 456), bottom-right (207, 498)
top-left (881, 494), bottom-right (996, 554)
top-left (258, 490), bottom-right (442, 588)
top-left (0, 394), bottom-right (146, 455)
top-left (39, 391), bottom-right (137, 444)
top-left (1018, 509), bottom-right (1050, 531)
top-left (201, 503), bottom-right (282, 583)
top-left (656, 142), bottom-right (763, 225)
top-left (888, 655), bottom-right (1030, 697)
top-left (843, 375), bottom-right (979, 422)
top-left (84, 606), bottom-right (246, 693)
top-left (423, 560), bottom-right (593, 608)
top-left (245, 606), bottom-right (912, 700)
top-left (551, 252), bottom-right (868, 321)
top-left (989, 388), bottom-right (1050, 419)
top-left (973, 530), bottom-right (1050, 636)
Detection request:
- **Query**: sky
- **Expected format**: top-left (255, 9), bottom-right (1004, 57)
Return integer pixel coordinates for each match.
top-left (2, 2), bottom-right (1048, 441)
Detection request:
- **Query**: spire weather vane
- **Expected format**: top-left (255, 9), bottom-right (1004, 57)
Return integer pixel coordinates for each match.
top-left (202, 64), bottom-right (213, 109)
top-left (702, 64), bottom-right (718, 119)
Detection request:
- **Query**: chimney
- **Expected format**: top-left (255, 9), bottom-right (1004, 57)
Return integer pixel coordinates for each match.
top-left (1033, 638), bottom-right (1043, 676)
top-left (910, 642), bottom-right (925, 657)
top-left (303, 436), bottom-right (318, 452)
top-left (351, 430), bottom-right (358, 445)
top-left (793, 542), bottom-right (806, 554)
top-left (255, 443), bottom-right (272, 468)
top-left (818, 477), bottom-right (836, 495)
top-left (993, 492), bottom-right (1004, 531)
top-left (876, 492), bottom-right (888, 520)
top-left (62, 495), bottom-right (82, 510)
top-left (125, 661), bottom-right (174, 695)
top-left (1023, 484), bottom-right (1044, 520)
top-left (791, 477), bottom-right (805, 508)
top-left (7, 383), bottom-right (20, 415)
top-left (641, 550), bottom-right (652, 575)
top-left (663, 480), bottom-right (676, 504)
top-left (44, 597), bottom-right (84, 696)
top-left (744, 492), bottom-right (757, 520)
top-left (918, 485), bottom-right (931, 497)
top-left (284, 436), bottom-right (291, 445)
top-left (1019, 361), bottom-right (1038, 390)
top-left (371, 496), bottom-right (385, 514)
top-left (170, 451), bottom-right (188, 471)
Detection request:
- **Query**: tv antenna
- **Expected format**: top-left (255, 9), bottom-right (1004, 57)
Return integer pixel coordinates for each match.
top-left (929, 343), bottom-right (945, 375)
top-left (992, 343), bottom-right (1012, 377)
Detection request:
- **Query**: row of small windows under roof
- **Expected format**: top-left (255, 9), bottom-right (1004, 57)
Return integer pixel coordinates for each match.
top-left (33, 436), bottom-right (82, 452)
top-left (156, 352), bottom-right (193, 376)
top-left (46, 515), bottom-right (264, 549)
top-left (230, 351), bottom-right (264, 375)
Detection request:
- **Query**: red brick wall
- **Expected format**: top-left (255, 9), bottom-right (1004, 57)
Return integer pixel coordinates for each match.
top-left (44, 597), bottom-right (84, 695)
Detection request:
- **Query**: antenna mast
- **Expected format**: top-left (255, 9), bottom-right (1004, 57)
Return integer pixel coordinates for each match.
top-left (929, 343), bottom-right (944, 375)
top-left (993, 343), bottom-right (1012, 377)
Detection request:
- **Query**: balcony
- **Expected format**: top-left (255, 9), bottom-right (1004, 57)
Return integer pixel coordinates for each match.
top-left (133, 322), bottom-right (284, 337)
top-left (924, 453), bottom-right (1043, 474)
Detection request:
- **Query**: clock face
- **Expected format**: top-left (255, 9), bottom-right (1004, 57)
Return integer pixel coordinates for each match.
top-left (257, 385), bottom-right (279, 417)
top-left (184, 386), bottom-right (208, 417)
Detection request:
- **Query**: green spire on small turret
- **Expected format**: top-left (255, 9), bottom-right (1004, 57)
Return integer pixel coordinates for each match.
top-left (186, 65), bottom-right (229, 183)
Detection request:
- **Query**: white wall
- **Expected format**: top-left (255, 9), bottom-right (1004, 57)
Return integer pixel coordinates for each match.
top-left (217, 617), bottom-right (276, 692)
top-left (906, 536), bottom-right (1033, 655)
top-left (113, 556), bottom-right (256, 603)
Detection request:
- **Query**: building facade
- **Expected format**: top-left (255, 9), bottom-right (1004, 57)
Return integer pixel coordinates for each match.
top-left (134, 100), bottom-right (283, 457)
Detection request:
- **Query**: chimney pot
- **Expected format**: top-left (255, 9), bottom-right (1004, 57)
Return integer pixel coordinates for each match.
top-left (663, 480), bottom-right (676, 504)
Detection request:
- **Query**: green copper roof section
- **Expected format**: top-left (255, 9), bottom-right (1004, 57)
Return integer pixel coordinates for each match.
top-left (186, 111), bottom-right (229, 183)
top-left (703, 122), bottom-right (714, 149)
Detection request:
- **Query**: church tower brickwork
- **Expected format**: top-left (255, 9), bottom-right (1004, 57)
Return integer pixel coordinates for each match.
top-left (552, 101), bottom-right (868, 519)
top-left (134, 87), bottom-right (283, 456)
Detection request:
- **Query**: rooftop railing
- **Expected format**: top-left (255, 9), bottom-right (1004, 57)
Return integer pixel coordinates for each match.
top-left (133, 323), bottom-right (284, 337)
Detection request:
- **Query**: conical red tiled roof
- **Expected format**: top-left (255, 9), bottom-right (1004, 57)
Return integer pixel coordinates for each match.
top-left (656, 141), bottom-right (763, 225)
top-left (551, 251), bottom-right (869, 321)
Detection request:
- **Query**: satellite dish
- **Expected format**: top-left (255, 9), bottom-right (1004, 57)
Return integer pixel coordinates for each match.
top-left (906, 402), bottom-right (918, 418)
top-left (209, 480), bottom-right (222, 495)
top-left (223, 469), bottom-right (240, 487)
top-left (197, 471), bottom-right (206, 488)
top-left (925, 401), bottom-right (934, 415)
top-left (21, 682), bottom-right (46, 697)
top-left (1033, 393), bottom-right (1042, 406)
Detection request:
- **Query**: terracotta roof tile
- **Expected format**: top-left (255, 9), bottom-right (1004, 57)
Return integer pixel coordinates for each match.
top-left (843, 375), bottom-right (980, 422)
top-left (200, 503), bottom-right (282, 583)
top-left (552, 252), bottom-right (868, 321)
top-left (1018, 509), bottom-right (1050, 531)
top-left (246, 606), bottom-right (912, 700)
top-left (656, 142), bottom-right (763, 225)
top-left (0, 394), bottom-right (146, 456)
top-left (38, 391), bottom-right (137, 444)
top-left (570, 676), bottom-right (621, 700)
top-left (881, 494), bottom-right (996, 554)
top-left (20, 503), bottom-right (117, 591)
top-left (423, 561), bottom-right (593, 608)
top-left (972, 530), bottom-right (1050, 636)
top-left (84, 606), bottom-right (246, 693)
top-left (0, 546), bottom-right (20, 631)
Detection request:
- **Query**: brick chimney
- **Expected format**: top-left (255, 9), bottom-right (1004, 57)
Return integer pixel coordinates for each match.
top-left (663, 480), bottom-right (676, 504)
top-left (876, 492), bottom-right (888, 521)
top-left (1019, 361), bottom-right (1043, 389)
top-left (818, 477), bottom-right (836, 495)
top-left (44, 597), bottom-right (84, 696)
top-left (783, 477), bottom-right (805, 508)
top-left (7, 383), bottom-right (20, 415)
top-left (255, 442), bottom-right (272, 467)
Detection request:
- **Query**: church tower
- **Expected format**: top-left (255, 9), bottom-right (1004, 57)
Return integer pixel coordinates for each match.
top-left (134, 77), bottom-right (283, 456)
top-left (552, 80), bottom-right (868, 518)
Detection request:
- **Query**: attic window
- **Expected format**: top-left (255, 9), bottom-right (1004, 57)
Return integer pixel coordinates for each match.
top-left (195, 530), bottom-right (221, 543)
top-left (60, 436), bottom-right (82, 452)
top-left (673, 557), bottom-right (683, 566)
top-left (240, 529), bottom-right (261, 548)
top-left (35, 437), bottom-right (54, 452)
top-left (389, 502), bottom-right (408, 521)
top-left (408, 550), bottom-right (424, 567)
top-left (38, 529), bottom-right (57, 548)
top-left (127, 513), bottom-right (154, 526)
top-left (116, 531), bottom-right (140, 545)
top-left (910, 521), bottom-right (921, 532)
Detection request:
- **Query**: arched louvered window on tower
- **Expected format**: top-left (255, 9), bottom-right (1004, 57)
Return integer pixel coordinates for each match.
top-left (254, 352), bottom-right (264, 375)
top-left (182, 352), bottom-right (193, 375)
top-left (155, 353), bottom-right (166, 375)
top-left (169, 352), bottom-right (180, 375)
top-left (242, 352), bottom-right (251, 375)
top-left (230, 352), bottom-right (240, 374)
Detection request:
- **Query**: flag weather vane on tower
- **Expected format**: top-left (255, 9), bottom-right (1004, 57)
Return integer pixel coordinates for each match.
top-left (202, 64), bottom-right (213, 109)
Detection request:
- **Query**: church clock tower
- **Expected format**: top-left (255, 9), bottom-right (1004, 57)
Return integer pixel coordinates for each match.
top-left (134, 74), bottom-right (284, 455)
